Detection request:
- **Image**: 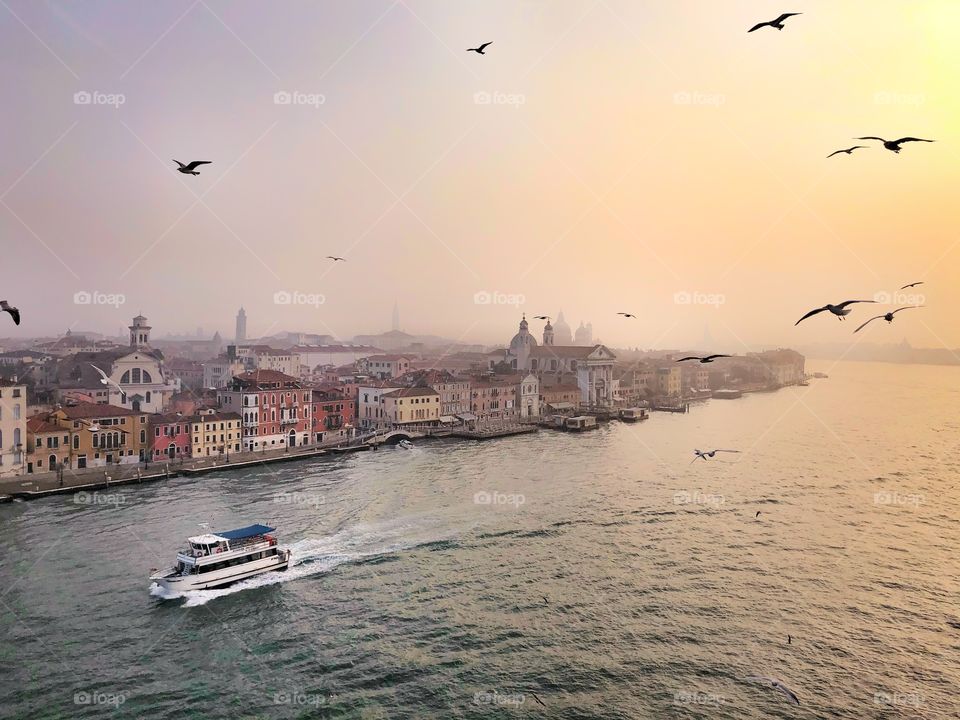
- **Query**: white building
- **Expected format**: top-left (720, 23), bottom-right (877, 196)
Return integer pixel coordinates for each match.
top-left (519, 373), bottom-right (540, 419)
top-left (357, 381), bottom-right (402, 429)
top-left (0, 379), bottom-right (26, 477)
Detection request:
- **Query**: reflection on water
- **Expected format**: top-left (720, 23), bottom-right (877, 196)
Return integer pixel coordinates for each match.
top-left (1, 361), bottom-right (958, 718)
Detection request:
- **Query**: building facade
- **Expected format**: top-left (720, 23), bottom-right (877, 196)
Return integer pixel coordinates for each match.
top-left (217, 370), bottom-right (312, 451)
top-left (0, 379), bottom-right (26, 477)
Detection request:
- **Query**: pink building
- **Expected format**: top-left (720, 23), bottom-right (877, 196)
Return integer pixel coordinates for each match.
top-left (149, 413), bottom-right (192, 460)
top-left (217, 370), bottom-right (312, 451)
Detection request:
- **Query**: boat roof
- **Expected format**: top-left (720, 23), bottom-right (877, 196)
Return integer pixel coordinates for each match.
top-left (187, 524), bottom-right (275, 544)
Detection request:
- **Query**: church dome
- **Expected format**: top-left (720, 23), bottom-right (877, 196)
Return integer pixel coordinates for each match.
top-left (509, 314), bottom-right (538, 352)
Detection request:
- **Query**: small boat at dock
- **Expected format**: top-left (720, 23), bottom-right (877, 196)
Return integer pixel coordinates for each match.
top-left (150, 524), bottom-right (290, 593)
top-left (618, 407), bottom-right (649, 422)
top-left (564, 415), bottom-right (598, 432)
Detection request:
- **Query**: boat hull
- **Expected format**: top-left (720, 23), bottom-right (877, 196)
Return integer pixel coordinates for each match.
top-left (152, 553), bottom-right (290, 593)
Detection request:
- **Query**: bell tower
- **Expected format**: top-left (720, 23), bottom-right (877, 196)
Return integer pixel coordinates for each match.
top-left (129, 315), bottom-right (151, 349)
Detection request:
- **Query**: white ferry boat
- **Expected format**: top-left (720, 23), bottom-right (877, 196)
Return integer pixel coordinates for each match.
top-left (150, 524), bottom-right (290, 593)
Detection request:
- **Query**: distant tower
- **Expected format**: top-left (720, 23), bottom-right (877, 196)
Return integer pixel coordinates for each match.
top-left (542, 318), bottom-right (554, 346)
top-left (575, 321), bottom-right (589, 346)
top-left (235, 307), bottom-right (247, 343)
top-left (553, 310), bottom-right (573, 345)
top-left (391, 302), bottom-right (400, 332)
top-left (129, 315), bottom-right (151, 349)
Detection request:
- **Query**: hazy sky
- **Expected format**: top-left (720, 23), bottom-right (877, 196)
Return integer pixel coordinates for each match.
top-left (2, 1), bottom-right (958, 351)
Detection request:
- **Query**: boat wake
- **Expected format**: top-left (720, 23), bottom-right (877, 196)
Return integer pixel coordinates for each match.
top-left (150, 516), bottom-right (452, 607)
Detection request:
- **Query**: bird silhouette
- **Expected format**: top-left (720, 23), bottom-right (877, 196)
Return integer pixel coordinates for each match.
top-left (326, 256), bottom-right (346, 262)
top-left (692, 449), bottom-right (740, 463)
top-left (533, 315), bottom-right (551, 320)
top-left (900, 281), bottom-right (923, 289)
top-left (854, 306), bottom-right (923, 334)
top-left (677, 354), bottom-right (730, 363)
top-left (173, 160), bottom-right (212, 175)
top-left (856, 137), bottom-right (934, 154)
top-left (827, 146), bottom-right (867, 158)
top-left (617, 312), bottom-right (637, 318)
top-left (1, 300), bottom-right (20, 325)
top-left (467, 42), bottom-right (492, 54)
top-left (748, 13), bottom-right (801, 32)
top-left (743, 676), bottom-right (800, 706)
top-left (755, 511), bottom-right (761, 518)
top-left (795, 300), bottom-right (876, 325)
top-left (787, 635), bottom-right (792, 644)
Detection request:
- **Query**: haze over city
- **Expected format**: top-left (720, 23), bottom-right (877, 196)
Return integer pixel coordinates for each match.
top-left (3, 0), bottom-right (959, 350)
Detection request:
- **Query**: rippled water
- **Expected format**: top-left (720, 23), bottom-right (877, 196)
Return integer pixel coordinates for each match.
top-left (1, 361), bottom-right (958, 719)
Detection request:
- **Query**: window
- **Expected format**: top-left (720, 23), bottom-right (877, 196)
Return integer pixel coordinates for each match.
top-left (13, 404), bottom-right (20, 420)
top-left (73, 435), bottom-right (79, 449)
top-left (142, 370), bottom-right (152, 383)
top-left (132, 368), bottom-right (141, 384)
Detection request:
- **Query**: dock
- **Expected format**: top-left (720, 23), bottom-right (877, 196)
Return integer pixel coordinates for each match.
top-left (448, 425), bottom-right (538, 440)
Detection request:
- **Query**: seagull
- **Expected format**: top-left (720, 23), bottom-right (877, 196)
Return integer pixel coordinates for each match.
top-left (676, 354), bottom-right (731, 363)
top-left (854, 306), bottom-right (923, 334)
top-left (530, 692), bottom-right (546, 708)
top-left (827, 145), bottom-right (867, 158)
top-left (0, 300), bottom-right (20, 325)
top-left (755, 511), bottom-right (761, 518)
top-left (617, 312), bottom-right (637, 318)
top-left (173, 160), bottom-right (212, 175)
top-left (748, 13), bottom-right (801, 33)
top-left (855, 137), bottom-right (934, 154)
top-left (743, 676), bottom-right (800, 706)
top-left (692, 449), bottom-right (740, 463)
top-left (467, 42), bottom-right (492, 54)
top-left (533, 315), bottom-right (551, 320)
top-left (794, 300), bottom-right (876, 325)
top-left (90, 364), bottom-right (125, 398)
top-left (326, 256), bottom-right (346, 262)
top-left (787, 635), bottom-right (792, 644)
top-left (900, 281), bottom-right (923, 289)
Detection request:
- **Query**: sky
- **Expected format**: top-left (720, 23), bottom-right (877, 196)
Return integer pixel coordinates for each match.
top-left (1, 0), bottom-right (958, 352)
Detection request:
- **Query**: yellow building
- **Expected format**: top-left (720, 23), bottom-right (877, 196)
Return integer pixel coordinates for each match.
top-left (380, 387), bottom-right (440, 425)
top-left (190, 409), bottom-right (243, 457)
top-left (29, 402), bottom-right (150, 470)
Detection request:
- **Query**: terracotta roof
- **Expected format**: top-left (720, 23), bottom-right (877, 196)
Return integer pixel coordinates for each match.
top-left (27, 416), bottom-right (61, 433)
top-left (232, 370), bottom-right (301, 388)
top-left (381, 387), bottom-right (440, 399)
top-left (59, 402), bottom-right (139, 419)
top-left (0, 378), bottom-right (24, 388)
top-left (189, 411), bottom-right (242, 422)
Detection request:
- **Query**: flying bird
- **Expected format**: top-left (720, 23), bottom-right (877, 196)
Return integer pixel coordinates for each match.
top-left (900, 281), bottom-right (923, 289)
top-left (676, 354), bottom-right (731, 363)
top-left (755, 511), bottom-right (761, 518)
top-left (326, 256), bottom-right (346, 262)
top-left (533, 315), bottom-right (551, 320)
top-left (856, 137), bottom-right (934, 154)
top-left (692, 449), bottom-right (740, 463)
top-left (787, 635), bottom-right (792, 644)
top-left (0, 300), bottom-right (20, 325)
top-left (467, 42), bottom-right (492, 54)
top-left (854, 306), bottom-right (923, 334)
top-left (827, 146), bottom-right (867, 158)
top-left (173, 160), bottom-right (212, 175)
top-left (90, 364), bottom-right (125, 398)
top-left (748, 13), bottom-right (801, 32)
top-left (617, 312), bottom-right (637, 318)
top-left (795, 300), bottom-right (876, 325)
top-left (743, 676), bottom-right (800, 706)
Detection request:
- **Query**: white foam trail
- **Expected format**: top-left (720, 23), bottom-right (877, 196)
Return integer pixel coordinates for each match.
top-left (153, 516), bottom-right (450, 607)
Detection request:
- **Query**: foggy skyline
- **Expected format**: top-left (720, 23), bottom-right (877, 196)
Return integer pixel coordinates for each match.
top-left (2, 1), bottom-right (958, 351)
